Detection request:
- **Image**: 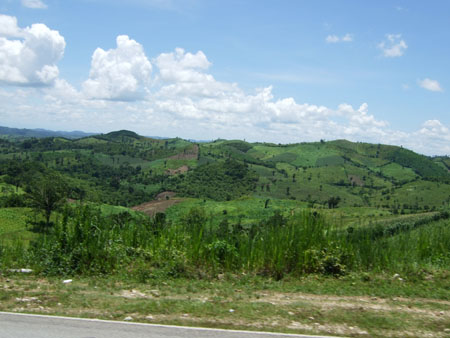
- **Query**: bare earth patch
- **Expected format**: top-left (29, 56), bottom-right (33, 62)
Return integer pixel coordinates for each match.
top-left (165, 165), bottom-right (189, 176)
top-left (131, 197), bottom-right (184, 216)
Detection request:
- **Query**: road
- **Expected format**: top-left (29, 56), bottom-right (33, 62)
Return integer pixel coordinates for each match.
top-left (0, 312), bottom-right (338, 338)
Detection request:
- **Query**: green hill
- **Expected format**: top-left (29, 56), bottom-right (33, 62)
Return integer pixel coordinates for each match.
top-left (0, 130), bottom-right (449, 212)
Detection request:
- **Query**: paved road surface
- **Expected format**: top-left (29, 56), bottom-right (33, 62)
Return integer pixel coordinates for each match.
top-left (0, 312), bottom-right (338, 338)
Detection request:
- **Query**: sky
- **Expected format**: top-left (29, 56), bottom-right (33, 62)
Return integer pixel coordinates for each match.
top-left (0, 0), bottom-right (449, 155)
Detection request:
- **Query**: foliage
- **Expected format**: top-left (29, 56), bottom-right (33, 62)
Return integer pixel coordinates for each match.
top-left (25, 171), bottom-right (68, 230)
top-left (2, 204), bottom-right (449, 279)
top-left (173, 159), bottom-right (258, 201)
top-left (1, 130), bottom-right (449, 210)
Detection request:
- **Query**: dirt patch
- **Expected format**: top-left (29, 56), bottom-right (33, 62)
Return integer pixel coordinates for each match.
top-left (165, 165), bottom-right (189, 176)
top-left (168, 144), bottom-right (199, 160)
top-left (348, 175), bottom-right (364, 187)
top-left (155, 191), bottom-right (177, 200)
top-left (254, 291), bottom-right (450, 318)
top-left (131, 198), bottom-right (183, 216)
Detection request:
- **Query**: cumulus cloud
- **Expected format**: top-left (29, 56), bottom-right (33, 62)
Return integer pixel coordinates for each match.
top-left (82, 35), bottom-right (152, 101)
top-left (418, 78), bottom-right (443, 92)
top-left (326, 33), bottom-right (353, 43)
top-left (152, 48), bottom-right (389, 143)
top-left (378, 34), bottom-right (407, 57)
top-left (21, 0), bottom-right (47, 9)
top-left (155, 47), bottom-right (237, 98)
top-left (0, 14), bottom-right (65, 86)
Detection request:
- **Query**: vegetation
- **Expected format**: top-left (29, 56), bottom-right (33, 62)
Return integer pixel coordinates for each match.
top-left (1, 205), bottom-right (448, 280)
top-left (1, 128), bottom-right (449, 337)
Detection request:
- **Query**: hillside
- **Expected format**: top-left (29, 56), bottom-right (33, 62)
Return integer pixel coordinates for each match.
top-left (0, 130), bottom-right (449, 212)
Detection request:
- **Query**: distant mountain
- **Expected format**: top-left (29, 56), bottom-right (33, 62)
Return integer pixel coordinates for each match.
top-left (0, 126), bottom-right (96, 140)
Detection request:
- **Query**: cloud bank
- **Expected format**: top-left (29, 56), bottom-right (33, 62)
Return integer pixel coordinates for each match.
top-left (0, 16), bottom-right (449, 156)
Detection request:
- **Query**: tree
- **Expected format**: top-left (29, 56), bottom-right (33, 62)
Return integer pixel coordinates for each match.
top-left (327, 196), bottom-right (341, 209)
top-left (26, 172), bottom-right (67, 229)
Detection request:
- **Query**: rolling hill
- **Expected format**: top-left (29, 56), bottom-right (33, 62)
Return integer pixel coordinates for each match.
top-left (0, 130), bottom-right (449, 213)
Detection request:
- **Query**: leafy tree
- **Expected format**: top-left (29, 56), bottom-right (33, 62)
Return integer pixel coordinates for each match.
top-left (26, 172), bottom-right (68, 229)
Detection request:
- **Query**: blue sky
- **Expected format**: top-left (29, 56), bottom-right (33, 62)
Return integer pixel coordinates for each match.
top-left (0, 0), bottom-right (449, 155)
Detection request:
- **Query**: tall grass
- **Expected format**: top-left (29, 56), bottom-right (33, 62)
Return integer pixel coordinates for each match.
top-left (1, 205), bottom-right (449, 279)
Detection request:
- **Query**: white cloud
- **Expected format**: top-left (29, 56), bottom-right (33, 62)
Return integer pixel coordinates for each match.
top-left (378, 34), bottom-right (407, 57)
top-left (0, 15), bottom-right (23, 37)
top-left (155, 47), bottom-right (237, 98)
top-left (2, 41), bottom-right (449, 156)
top-left (155, 47), bottom-right (211, 83)
top-left (21, 0), bottom-right (47, 9)
top-left (326, 35), bottom-right (339, 43)
top-left (0, 15), bottom-right (65, 86)
top-left (82, 35), bottom-right (152, 101)
top-left (418, 78), bottom-right (443, 92)
top-left (326, 33), bottom-right (353, 43)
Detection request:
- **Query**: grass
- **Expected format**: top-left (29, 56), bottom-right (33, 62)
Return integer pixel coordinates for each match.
top-left (165, 197), bottom-right (307, 227)
top-left (0, 208), bottom-right (36, 244)
top-left (0, 182), bottom-right (23, 196)
top-left (0, 199), bottom-right (449, 337)
top-left (1, 203), bottom-right (448, 280)
top-left (0, 273), bottom-right (448, 337)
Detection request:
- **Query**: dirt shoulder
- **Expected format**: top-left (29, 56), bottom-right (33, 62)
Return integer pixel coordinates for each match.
top-left (0, 274), bottom-right (448, 337)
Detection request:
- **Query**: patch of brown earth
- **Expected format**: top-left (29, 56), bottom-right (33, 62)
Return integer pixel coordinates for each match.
top-left (348, 175), bottom-right (364, 187)
top-left (131, 198), bottom-right (183, 216)
top-left (253, 291), bottom-right (450, 318)
top-left (165, 165), bottom-right (189, 175)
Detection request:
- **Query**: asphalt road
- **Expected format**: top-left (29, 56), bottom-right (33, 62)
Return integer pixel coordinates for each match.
top-left (0, 312), bottom-right (338, 338)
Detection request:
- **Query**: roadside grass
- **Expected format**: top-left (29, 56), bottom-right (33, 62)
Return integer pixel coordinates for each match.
top-left (1, 202), bottom-right (448, 336)
top-left (0, 273), bottom-right (448, 337)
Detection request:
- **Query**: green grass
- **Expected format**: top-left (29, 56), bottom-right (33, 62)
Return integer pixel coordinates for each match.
top-left (165, 197), bottom-right (307, 227)
top-left (0, 208), bottom-right (36, 244)
top-left (379, 162), bottom-right (417, 182)
top-left (0, 182), bottom-right (23, 196)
